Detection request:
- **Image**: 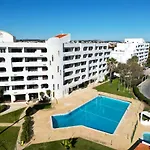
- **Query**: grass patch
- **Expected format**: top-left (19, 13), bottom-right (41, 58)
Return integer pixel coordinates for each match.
top-left (0, 107), bottom-right (25, 123)
top-left (0, 126), bottom-right (20, 150)
top-left (131, 120), bottom-right (138, 143)
top-left (24, 138), bottom-right (114, 150)
top-left (94, 79), bottom-right (134, 98)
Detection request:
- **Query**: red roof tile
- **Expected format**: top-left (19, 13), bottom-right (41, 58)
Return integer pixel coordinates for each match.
top-left (55, 34), bottom-right (67, 38)
top-left (135, 143), bottom-right (150, 150)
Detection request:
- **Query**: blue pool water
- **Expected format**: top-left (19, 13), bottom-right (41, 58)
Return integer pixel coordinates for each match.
top-left (143, 132), bottom-right (150, 143)
top-left (51, 96), bottom-right (130, 134)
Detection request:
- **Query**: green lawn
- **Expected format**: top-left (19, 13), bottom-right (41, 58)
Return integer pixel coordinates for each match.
top-left (94, 79), bottom-right (134, 98)
top-left (0, 107), bottom-right (25, 123)
top-left (0, 126), bottom-right (20, 150)
top-left (24, 138), bottom-right (114, 150)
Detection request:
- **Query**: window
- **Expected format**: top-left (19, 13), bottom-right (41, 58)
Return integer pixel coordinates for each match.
top-left (49, 61), bottom-right (51, 65)
top-left (75, 47), bottom-right (80, 51)
top-left (24, 48), bottom-right (36, 53)
top-left (42, 75), bottom-right (48, 80)
top-left (75, 55), bottom-right (81, 59)
top-left (9, 48), bottom-right (22, 53)
top-left (27, 76), bottom-right (38, 80)
top-left (83, 54), bottom-right (87, 58)
top-left (58, 50), bottom-right (60, 55)
top-left (0, 77), bottom-right (9, 82)
top-left (0, 48), bottom-right (6, 53)
top-left (89, 47), bottom-right (93, 50)
top-left (26, 67), bottom-right (37, 72)
top-left (13, 67), bottom-right (24, 72)
top-left (57, 84), bottom-right (59, 90)
top-left (75, 69), bottom-right (80, 74)
top-left (0, 67), bottom-right (6, 72)
top-left (11, 76), bottom-right (24, 81)
top-left (41, 48), bottom-right (47, 53)
top-left (12, 58), bottom-right (23, 62)
top-left (0, 57), bottom-right (5, 62)
top-left (53, 84), bottom-right (55, 90)
top-left (52, 55), bottom-right (54, 61)
top-left (25, 57), bottom-right (37, 62)
top-left (42, 67), bottom-right (48, 71)
top-left (42, 57), bottom-right (47, 62)
top-left (83, 47), bottom-right (87, 51)
top-left (27, 84), bottom-right (38, 89)
top-left (3, 86), bottom-right (9, 91)
top-left (41, 84), bottom-right (48, 89)
top-left (57, 66), bottom-right (59, 72)
top-left (12, 85), bottom-right (25, 90)
top-left (52, 75), bottom-right (54, 79)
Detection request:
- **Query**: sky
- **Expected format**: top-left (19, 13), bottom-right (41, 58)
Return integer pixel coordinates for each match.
top-left (0, 0), bottom-right (150, 41)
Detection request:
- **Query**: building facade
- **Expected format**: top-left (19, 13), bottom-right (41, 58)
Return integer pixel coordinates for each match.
top-left (110, 38), bottom-right (149, 64)
top-left (0, 31), bottom-right (111, 103)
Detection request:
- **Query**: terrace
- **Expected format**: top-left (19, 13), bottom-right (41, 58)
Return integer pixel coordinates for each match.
top-left (23, 83), bottom-right (143, 150)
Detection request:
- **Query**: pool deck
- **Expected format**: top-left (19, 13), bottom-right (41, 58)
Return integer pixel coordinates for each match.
top-left (24, 82), bottom-right (144, 150)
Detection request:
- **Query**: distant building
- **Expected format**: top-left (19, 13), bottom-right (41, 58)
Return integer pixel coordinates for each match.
top-left (0, 30), bottom-right (111, 103)
top-left (110, 38), bottom-right (149, 64)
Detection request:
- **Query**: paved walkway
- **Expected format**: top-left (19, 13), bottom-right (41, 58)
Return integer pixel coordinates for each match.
top-left (21, 82), bottom-right (144, 150)
top-left (0, 123), bottom-right (21, 127)
top-left (0, 103), bottom-right (26, 116)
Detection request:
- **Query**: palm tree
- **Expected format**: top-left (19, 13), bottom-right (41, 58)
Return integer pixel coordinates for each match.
top-left (107, 58), bottom-right (117, 83)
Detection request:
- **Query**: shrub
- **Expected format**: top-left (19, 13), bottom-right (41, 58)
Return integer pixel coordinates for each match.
top-left (40, 92), bottom-right (44, 98)
top-left (105, 75), bottom-right (108, 81)
top-left (46, 90), bottom-right (51, 97)
top-left (0, 105), bottom-right (8, 113)
top-left (133, 86), bottom-right (150, 105)
top-left (26, 107), bottom-right (36, 116)
top-left (20, 116), bottom-right (34, 143)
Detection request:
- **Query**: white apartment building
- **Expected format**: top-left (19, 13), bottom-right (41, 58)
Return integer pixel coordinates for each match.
top-left (110, 38), bottom-right (149, 64)
top-left (0, 30), bottom-right (111, 103)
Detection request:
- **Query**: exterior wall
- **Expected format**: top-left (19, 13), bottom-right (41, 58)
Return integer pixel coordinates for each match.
top-left (111, 38), bottom-right (149, 64)
top-left (0, 31), bottom-right (111, 103)
top-left (0, 30), bottom-right (15, 42)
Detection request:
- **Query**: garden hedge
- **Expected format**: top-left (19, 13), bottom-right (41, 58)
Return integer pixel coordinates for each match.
top-left (133, 86), bottom-right (150, 105)
top-left (20, 116), bottom-right (34, 143)
top-left (0, 105), bottom-right (8, 113)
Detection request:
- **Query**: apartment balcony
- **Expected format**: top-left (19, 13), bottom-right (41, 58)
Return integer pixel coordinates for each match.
top-left (64, 72), bottom-right (86, 80)
top-left (0, 62), bottom-right (5, 67)
top-left (26, 70), bottom-right (49, 76)
top-left (12, 61), bottom-right (48, 67)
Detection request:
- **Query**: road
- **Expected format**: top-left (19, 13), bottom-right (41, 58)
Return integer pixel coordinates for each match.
top-left (138, 78), bottom-right (150, 99)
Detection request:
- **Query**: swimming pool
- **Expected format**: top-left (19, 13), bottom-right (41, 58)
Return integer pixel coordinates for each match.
top-left (51, 96), bottom-right (130, 134)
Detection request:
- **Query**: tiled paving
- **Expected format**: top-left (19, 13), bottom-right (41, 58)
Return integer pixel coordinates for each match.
top-left (23, 83), bottom-right (145, 150)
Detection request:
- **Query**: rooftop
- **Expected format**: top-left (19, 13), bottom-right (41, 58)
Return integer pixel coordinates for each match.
top-left (135, 143), bottom-right (150, 150)
top-left (55, 34), bottom-right (67, 38)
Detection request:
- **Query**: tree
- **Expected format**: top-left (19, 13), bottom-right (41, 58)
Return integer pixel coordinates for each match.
top-left (115, 63), bottom-right (128, 90)
top-left (116, 56), bottom-right (143, 90)
top-left (127, 56), bottom-right (138, 65)
top-left (107, 58), bottom-right (117, 83)
top-left (127, 56), bottom-right (143, 87)
top-left (46, 90), bottom-right (51, 97)
top-left (40, 92), bottom-right (45, 100)
top-left (0, 87), bottom-right (4, 103)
